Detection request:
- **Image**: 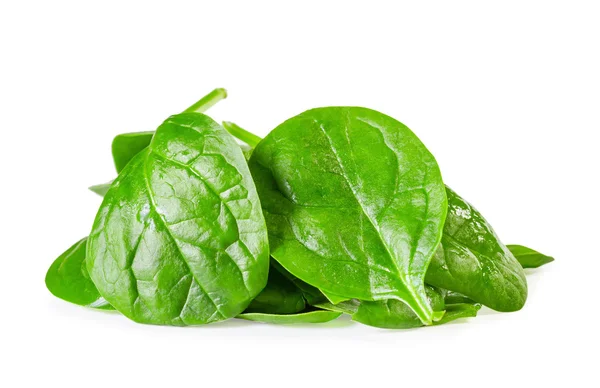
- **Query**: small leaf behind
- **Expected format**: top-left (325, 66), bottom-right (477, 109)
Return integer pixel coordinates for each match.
top-left (238, 310), bottom-right (342, 324)
top-left (111, 131), bottom-right (154, 173)
top-left (508, 244), bottom-right (555, 269)
top-left (45, 238), bottom-right (113, 310)
top-left (426, 187), bottom-right (528, 312)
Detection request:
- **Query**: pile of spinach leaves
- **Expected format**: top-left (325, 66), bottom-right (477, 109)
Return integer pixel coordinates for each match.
top-left (45, 89), bottom-right (553, 329)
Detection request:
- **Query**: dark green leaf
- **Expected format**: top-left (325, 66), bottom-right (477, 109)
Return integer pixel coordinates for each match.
top-left (238, 310), bottom-right (342, 324)
top-left (45, 238), bottom-right (113, 310)
top-left (270, 260), bottom-right (328, 305)
top-left (244, 266), bottom-right (305, 314)
top-left (249, 107), bottom-right (447, 324)
top-left (87, 113), bottom-right (269, 326)
top-left (508, 244), bottom-right (555, 269)
top-left (426, 187), bottom-right (528, 312)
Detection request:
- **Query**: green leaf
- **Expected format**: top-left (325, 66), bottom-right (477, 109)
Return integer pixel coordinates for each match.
top-left (443, 290), bottom-right (474, 305)
top-left (321, 291), bottom-right (350, 304)
top-left (507, 244), bottom-right (554, 269)
top-left (45, 238), bottom-right (113, 310)
top-left (314, 299), bottom-right (361, 315)
top-left (351, 286), bottom-right (445, 329)
top-left (316, 286), bottom-right (446, 329)
top-left (111, 131), bottom-right (155, 173)
top-left (244, 265), bottom-right (305, 314)
top-left (89, 181), bottom-right (113, 197)
top-left (315, 286), bottom-right (480, 329)
top-left (425, 187), bottom-right (528, 312)
top-left (433, 303), bottom-right (481, 326)
top-left (238, 310), bottom-right (342, 324)
top-left (249, 107), bottom-right (447, 325)
top-left (270, 260), bottom-right (328, 305)
top-left (87, 113), bottom-right (270, 326)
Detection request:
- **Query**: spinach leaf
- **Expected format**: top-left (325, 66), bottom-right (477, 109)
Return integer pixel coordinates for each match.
top-left (433, 303), bottom-right (481, 326)
top-left (507, 244), bottom-right (554, 268)
top-left (111, 88), bottom-right (227, 173)
top-left (315, 286), bottom-right (481, 329)
top-left (321, 292), bottom-right (351, 304)
top-left (46, 249), bottom-right (304, 319)
top-left (248, 107), bottom-right (448, 325)
top-left (443, 290), bottom-right (474, 305)
top-left (226, 121), bottom-right (530, 316)
top-left (112, 131), bottom-right (155, 173)
top-left (315, 286), bottom-right (445, 329)
top-left (244, 265), bottom-right (305, 314)
top-left (87, 112), bottom-right (269, 325)
top-left (350, 286), bottom-right (445, 329)
top-left (45, 238), bottom-right (113, 310)
top-left (425, 187), bottom-right (528, 312)
top-left (238, 310), bottom-right (342, 324)
top-left (270, 260), bottom-right (328, 305)
top-left (88, 181), bottom-right (113, 197)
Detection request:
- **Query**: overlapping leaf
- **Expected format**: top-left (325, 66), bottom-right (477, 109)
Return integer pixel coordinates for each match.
top-left (86, 113), bottom-right (269, 325)
top-left (249, 107), bottom-right (448, 324)
top-left (426, 187), bottom-right (528, 311)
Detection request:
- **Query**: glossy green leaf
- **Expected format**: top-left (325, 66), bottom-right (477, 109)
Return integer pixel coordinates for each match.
top-left (244, 265), bottom-right (305, 314)
top-left (45, 238), bottom-right (113, 310)
top-left (508, 244), bottom-right (554, 269)
top-left (87, 112), bottom-right (269, 326)
top-left (238, 310), bottom-right (342, 324)
top-left (249, 107), bottom-right (447, 325)
top-left (426, 187), bottom-right (528, 312)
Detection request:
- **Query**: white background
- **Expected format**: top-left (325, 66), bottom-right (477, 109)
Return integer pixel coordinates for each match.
top-left (1, 1), bottom-right (598, 387)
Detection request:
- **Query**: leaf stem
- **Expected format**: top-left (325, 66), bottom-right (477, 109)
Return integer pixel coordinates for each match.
top-left (183, 88), bottom-right (228, 113)
top-left (222, 121), bottom-right (263, 147)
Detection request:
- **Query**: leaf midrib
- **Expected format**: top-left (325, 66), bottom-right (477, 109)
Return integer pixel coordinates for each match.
top-left (315, 117), bottom-right (427, 317)
top-left (140, 149), bottom-right (226, 320)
